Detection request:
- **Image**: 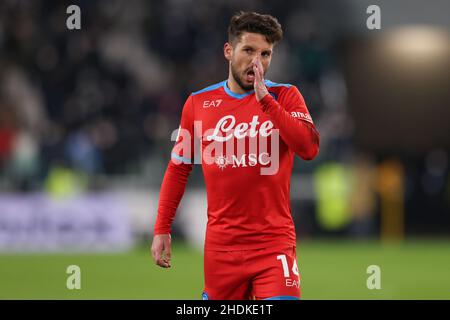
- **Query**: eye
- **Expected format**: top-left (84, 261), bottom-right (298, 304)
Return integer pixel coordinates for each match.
top-left (262, 52), bottom-right (271, 57)
top-left (244, 48), bottom-right (253, 54)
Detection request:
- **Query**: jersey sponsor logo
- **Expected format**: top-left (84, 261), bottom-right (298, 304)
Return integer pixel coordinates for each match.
top-left (203, 99), bottom-right (222, 108)
top-left (286, 279), bottom-right (300, 288)
top-left (215, 155), bottom-right (228, 170)
top-left (291, 111), bottom-right (313, 123)
top-left (206, 115), bottom-right (273, 142)
top-left (214, 153), bottom-right (271, 170)
top-left (171, 119), bottom-right (281, 175)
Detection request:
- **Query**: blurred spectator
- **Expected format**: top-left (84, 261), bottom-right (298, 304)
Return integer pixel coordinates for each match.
top-left (0, 0), bottom-right (335, 189)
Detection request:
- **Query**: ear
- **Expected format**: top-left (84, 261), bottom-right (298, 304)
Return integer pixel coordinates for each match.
top-left (224, 42), bottom-right (233, 61)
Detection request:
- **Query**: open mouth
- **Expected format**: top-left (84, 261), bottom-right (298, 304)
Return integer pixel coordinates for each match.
top-left (245, 69), bottom-right (255, 82)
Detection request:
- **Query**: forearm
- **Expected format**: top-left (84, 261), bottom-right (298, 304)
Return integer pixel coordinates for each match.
top-left (259, 94), bottom-right (320, 160)
top-left (154, 160), bottom-right (193, 234)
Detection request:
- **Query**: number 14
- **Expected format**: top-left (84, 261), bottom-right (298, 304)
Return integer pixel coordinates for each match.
top-left (277, 255), bottom-right (299, 278)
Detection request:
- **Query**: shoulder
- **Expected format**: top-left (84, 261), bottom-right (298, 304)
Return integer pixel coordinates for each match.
top-left (264, 79), bottom-right (298, 95)
top-left (264, 79), bottom-right (293, 89)
top-left (191, 80), bottom-right (226, 96)
top-left (265, 79), bottom-right (302, 101)
top-left (185, 81), bottom-right (227, 112)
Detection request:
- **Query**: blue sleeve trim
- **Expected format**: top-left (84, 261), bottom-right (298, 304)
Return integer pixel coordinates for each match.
top-left (171, 152), bottom-right (192, 164)
top-left (264, 295), bottom-right (300, 300)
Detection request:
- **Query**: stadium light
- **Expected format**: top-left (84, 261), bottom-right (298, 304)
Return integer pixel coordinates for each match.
top-left (379, 25), bottom-right (450, 68)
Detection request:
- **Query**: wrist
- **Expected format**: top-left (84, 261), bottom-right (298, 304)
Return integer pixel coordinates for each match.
top-left (256, 88), bottom-right (269, 101)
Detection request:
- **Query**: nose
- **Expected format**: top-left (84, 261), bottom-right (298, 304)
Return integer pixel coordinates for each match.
top-left (251, 55), bottom-right (260, 65)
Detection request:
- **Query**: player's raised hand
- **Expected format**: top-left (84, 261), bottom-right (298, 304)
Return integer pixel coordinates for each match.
top-left (252, 56), bottom-right (269, 102)
top-left (151, 234), bottom-right (172, 268)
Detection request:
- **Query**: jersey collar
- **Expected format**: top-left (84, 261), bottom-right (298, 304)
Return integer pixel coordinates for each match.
top-left (223, 80), bottom-right (255, 99)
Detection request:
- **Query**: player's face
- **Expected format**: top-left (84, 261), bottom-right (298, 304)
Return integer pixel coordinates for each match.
top-left (225, 32), bottom-right (274, 91)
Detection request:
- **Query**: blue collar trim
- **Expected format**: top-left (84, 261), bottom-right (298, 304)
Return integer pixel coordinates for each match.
top-left (223, 80), bottom-right (254, 99)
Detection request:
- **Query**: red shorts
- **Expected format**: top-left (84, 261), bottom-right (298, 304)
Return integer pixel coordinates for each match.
top-left (203, 245), bottom-right (301, 300)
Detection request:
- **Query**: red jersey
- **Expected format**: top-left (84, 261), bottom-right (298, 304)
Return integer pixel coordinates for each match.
top-left (154, 79), bottom-right (319, 250)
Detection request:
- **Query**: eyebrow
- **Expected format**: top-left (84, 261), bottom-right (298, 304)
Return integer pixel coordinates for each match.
top-left (242, 45), bottom-right (272, 54)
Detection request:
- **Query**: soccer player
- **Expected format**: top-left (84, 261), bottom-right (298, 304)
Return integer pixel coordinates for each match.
top-left (151, 11), bottom-right (320, 300)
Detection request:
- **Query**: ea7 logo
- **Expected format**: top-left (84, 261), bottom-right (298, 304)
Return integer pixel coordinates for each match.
top-left (203, 100), bottom-right (222, 108)
top-left (291, 111), bottom-right (313, 123)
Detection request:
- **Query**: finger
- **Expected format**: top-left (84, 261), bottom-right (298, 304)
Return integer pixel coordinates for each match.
top-left (154, 252), bottom-right (161, 265)
top-left (165, 243), bottom-right (172, 260)
top-left (253, 64), bottom-right (261, 83)
top-left (152, 245), bottom-right (162, 264)
top-left (255, 60), bottom-right (263, 81)
top-left (157, 259), bottom-right (171, 268)
top-left (256, 57), bottom-right (264, 78)
top-left (164, 258), bottom-right (171, 268)
top-left (156, 257), bottom-right (166, 267)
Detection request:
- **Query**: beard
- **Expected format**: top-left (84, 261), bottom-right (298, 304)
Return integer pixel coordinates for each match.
top-left (230, 62), bottom-right (255, 92)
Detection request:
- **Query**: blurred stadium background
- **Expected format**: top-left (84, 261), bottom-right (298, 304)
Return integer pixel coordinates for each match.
top-left (0, 0), bottom-right (449, 299)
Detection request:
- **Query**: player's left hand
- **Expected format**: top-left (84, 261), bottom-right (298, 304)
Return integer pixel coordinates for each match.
top-left (252, 56), bottom-right (269, 102)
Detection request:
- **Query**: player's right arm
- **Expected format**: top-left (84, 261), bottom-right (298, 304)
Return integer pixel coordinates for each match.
top-left (151, 95), bottom-right (195, 268)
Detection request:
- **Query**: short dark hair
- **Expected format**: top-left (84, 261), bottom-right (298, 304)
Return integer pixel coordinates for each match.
top-left (228, 11), bottom-right (283, 45)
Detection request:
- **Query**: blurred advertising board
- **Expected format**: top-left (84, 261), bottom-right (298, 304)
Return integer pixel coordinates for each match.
top-left (0, 193), bottom-right (132, 252)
